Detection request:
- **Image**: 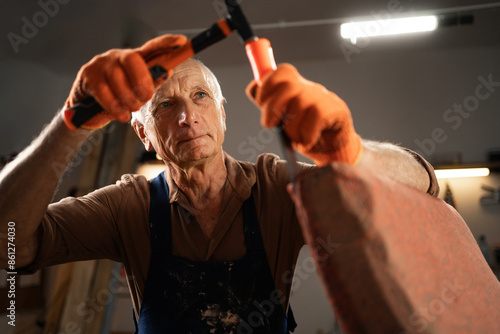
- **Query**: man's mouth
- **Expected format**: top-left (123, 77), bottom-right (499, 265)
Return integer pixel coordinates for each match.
top-left (179, 134), bottom-right (206, 143)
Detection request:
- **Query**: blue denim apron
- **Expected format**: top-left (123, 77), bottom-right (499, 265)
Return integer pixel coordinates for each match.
top-left (133, 171), bottom-right (297, 333)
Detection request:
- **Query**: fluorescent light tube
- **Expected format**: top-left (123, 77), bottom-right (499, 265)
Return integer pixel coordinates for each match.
top-left (435, 168), bottom-right (490, 179)
top-left (341, 15), bottom-right (438, 44)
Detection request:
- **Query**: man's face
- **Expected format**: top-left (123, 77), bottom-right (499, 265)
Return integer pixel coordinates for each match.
top-left (139, 61), bottom-right (226, 168)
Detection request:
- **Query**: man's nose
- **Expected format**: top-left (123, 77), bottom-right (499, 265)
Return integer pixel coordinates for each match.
top-left (178, 102), bottom-right (198, 127)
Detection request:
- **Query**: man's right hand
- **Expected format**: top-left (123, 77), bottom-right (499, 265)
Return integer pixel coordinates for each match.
top-left (63, 34), bottom-right (187, 130)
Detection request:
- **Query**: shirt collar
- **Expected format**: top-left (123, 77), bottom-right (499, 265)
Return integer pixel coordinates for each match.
top-left (163, 152), bottom-right (257, 205)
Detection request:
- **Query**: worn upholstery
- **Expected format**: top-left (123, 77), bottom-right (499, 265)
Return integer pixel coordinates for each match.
top-left (292, 163), bottom-right (500, 334)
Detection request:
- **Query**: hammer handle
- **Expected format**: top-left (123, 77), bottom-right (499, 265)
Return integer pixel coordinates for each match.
top-left (245, 38), bottom-right (277, 85)
top-left (245, 38), bottom-right (300, 182)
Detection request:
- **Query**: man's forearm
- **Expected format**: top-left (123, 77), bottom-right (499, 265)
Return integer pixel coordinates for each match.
top-left (0, 112), bottom-right (93, 268)
top-left (357, 139), bottom-right (433, 194)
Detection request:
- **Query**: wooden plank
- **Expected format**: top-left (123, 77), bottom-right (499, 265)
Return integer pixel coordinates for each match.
top-left (58, 261), bottom-right (96, 333)
top-left (41, 262), bottom-right (74, 334)
top-left (85, 260), bottom-right (122, 334)
top-left (42, 126), bottom-right (107, 333)
top-left (55, 123), bottom-right (140, 334)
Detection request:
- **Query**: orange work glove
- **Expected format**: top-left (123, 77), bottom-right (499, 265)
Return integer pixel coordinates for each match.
top-left (63, 34), bottom-right (188, 130)
top-left (246, 64), bottom-right (362, 166)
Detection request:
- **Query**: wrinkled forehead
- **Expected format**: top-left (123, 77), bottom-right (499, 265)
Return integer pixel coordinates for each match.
top-left (152, 60), bottom-right (213, 100)
top-left (135, 59), bottom-right (222, 124)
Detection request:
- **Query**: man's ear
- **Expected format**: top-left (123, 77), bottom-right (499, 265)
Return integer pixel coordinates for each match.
top-left (132, 122), bottom-right (153, 151)
top-left (220, 103), bottom-right (226, 132)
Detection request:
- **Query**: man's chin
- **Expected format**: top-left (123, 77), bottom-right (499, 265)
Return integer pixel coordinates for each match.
top-left (174, 151), bottom-right (213, 167)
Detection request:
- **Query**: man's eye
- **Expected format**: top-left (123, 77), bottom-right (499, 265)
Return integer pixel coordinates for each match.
top-left (196, 91), bottom-right (207, 98)
top-left (159, 101), bottom-right (170, 108)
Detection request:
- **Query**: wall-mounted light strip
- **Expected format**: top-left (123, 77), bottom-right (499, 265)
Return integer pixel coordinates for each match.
top-left (340, 15), bottom-right (438, 44)
top-left (435, 168), bottom-right (490, 179)
top-left (159, 3), bottom-right (500, 36)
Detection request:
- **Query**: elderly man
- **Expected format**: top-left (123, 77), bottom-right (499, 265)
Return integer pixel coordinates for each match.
top-left (0, 35), bottom-right (437, 333)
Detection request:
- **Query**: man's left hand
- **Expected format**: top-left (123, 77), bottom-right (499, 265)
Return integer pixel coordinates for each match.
top-left (246, 64), bottom-right (362, 166)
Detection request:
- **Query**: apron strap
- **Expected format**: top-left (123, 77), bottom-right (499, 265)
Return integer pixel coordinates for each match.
top-left (287, 305), bottom-right (298, 332)
top-left (241, 193), bottom-right (298, 332)
top-left (149, 171), bottom-right (171, 256)
top-left (242, 192), bottom-right (266, 254)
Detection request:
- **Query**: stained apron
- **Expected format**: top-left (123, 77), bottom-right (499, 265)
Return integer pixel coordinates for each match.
top-left (133, 171), bottom-right (297, 333)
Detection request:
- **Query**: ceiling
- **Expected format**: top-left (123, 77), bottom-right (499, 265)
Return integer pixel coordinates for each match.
top-left (1, 0), bottom-right (500, 74)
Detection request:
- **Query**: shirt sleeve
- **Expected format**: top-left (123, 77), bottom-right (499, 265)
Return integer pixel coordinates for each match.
top-left (402, 148), bottom-right (440, 197)
top-left (18, 174), bottom-right (150, 274)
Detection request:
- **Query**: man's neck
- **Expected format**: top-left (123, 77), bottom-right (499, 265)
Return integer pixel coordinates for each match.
top-left (167, 151), bottom-right (227, 207)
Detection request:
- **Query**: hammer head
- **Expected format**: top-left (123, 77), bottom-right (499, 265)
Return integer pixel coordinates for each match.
top-left (224, 0), bottom-right (255, 41)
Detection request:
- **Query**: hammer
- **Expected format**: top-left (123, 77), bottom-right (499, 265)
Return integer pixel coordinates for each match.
top-left (68, 1), bottom-right (299, 181)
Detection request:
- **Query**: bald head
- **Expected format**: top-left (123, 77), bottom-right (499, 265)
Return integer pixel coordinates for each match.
top-left (131, 59), bottom-right (224, 126)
